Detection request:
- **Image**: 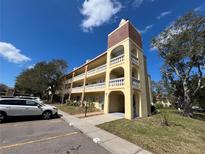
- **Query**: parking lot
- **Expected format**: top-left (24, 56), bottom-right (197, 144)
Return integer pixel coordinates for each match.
top-left (0, 117), bottom-right (110, 154)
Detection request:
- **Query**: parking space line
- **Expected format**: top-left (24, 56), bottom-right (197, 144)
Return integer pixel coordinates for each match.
top-left (0, 119), bottom-right (62, 128)
top-left (0, 131), bottom-right (78, 150)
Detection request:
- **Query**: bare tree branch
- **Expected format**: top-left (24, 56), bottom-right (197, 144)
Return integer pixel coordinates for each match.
top-left (169, 64), bottom-right (182, 79)
top-left (193, 64), bottom-right (203, 95)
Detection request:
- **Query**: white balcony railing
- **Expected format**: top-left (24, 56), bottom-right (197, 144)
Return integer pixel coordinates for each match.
top-left (110, 54), bottom-right (124, 65)
top-left (87, 64), bottom-right (106, 76)
top-left (66, 88), bottom-right (71, 93)
top-left (109, 77), bottom-right (124, 87)
top-left (71, 86), bottom-right (83, 93)
top-left (71, 82), bottom-right (105, 93)
top-left (73, 73), bottom-right (85, 81)
top-left (131, 55), bottom-right (139, 65)
top-left (85, 82), bottom-right (105, 91)
top-left (64, 78), bottom-right (72, 84)
top-left (132, 77), bottom-right (140, 89)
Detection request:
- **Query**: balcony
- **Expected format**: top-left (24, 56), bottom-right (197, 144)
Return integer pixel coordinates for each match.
top-left (66, 88), bottom-right (71, 93)
top-left (109, 77), bottom-right (124, 87)
top-left (110, 54), bottom-right (124, 66)
top-left (87, 64), bottom-right (106, 77)
top-left (85, 82), bottom-right (105, 91)
top-left (66, 79), bottom-right (72, 84)
top-left (73, 73), bottom-right (85, 82)
top-left (71, 82), bottom-right (105, 93)
top-left (132, 77), bottom-right (140, 89)
top-left (131, 55), bottom-right (139, 65)
top-left (71, 86), bottom-right (83, 93)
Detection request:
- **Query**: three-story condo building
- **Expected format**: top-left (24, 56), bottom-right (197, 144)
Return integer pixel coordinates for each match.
top-left (63, 19), bottom-right (152, 120)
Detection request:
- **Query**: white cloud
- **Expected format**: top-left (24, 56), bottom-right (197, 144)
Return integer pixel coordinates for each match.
top-left (133, 0), bottom-right (143, 7)
top-left (150, 46), bottom-right (157, 51)
top-left (157, 11), bottom-right (172, 20)
top-left (132, 0), bottom-right (155, 8)
top-left (194, 3), bottom-right (205, 12)
top-left (140, 24), bottom-right (153, 34)
top-left (80, 0), bottom-right (122, 32)
top-left (28, 64), bottom-right (35, 69)
top-left (0, 42), bottom-right (31, 64)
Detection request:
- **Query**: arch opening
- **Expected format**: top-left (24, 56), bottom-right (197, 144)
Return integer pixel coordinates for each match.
top-left (110, 45), bottom-right (124, 59)
top-left (132, 67), bottom-right (139, 80)
top-left (110, 67), bottom-right (124, 80)
top-left (131, 48), bottom-right (138, 58)
top-left (108, 91), bottom-right (125, 113)
top-left (132, 67), bottom-right (140, 89)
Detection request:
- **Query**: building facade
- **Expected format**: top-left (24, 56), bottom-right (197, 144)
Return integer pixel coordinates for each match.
top-left (63, 19), bottom-right (152, 120)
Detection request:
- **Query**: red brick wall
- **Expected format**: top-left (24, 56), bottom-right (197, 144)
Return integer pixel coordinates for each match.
top-left (108, 22), bottom-right (142, 49)
top-left (128, 22), bottom-right (142, 48)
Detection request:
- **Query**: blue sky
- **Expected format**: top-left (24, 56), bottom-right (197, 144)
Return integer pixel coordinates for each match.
top-left (0, 0), bottom-right (205, 87)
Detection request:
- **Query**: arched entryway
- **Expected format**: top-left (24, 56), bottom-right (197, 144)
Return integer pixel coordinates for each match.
top-left (108, 91), bottom-right (125, 113)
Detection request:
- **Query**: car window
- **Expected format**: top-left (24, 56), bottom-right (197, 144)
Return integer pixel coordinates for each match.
top-left (0, 100), bottom-right (11, 105)
top-left (25, 100), bottom-right (37, 106)
top-left (0, 100), bottom-right (25, 105)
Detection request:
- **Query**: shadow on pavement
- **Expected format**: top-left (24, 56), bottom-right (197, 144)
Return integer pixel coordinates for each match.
top-left (2, 114), bottom-right (62, 124)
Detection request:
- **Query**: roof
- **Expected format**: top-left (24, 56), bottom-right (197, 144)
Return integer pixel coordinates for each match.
top-left (64, 51), bottom-right (107, 79)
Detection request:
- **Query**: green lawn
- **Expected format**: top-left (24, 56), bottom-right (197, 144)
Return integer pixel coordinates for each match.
top-left (98, 109), bottom-right (205, 154)
top-left (55, 104), bottom-right (100, 115)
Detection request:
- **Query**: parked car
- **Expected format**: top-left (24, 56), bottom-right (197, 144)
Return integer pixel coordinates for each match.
top-left (192, 106), bottom-right (204, 112)
top-left (17, 96), bottom-right (41, 101)
top-left (0, 97), bottom-right (58, 123)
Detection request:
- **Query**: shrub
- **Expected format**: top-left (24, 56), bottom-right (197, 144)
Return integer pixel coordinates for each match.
top-left (86, 101), bottom-right (95, 108)
top-left (151, 105), bottom-right (156, 114)
top-left (160, 110), bottom-right (170, 126)
top-left (155, 103), bottom-right (164, 109)
top-left (66, 100), bottom-right (80, 106)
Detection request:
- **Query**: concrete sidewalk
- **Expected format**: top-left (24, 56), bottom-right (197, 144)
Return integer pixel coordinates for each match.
top-left (58, 110), bottom-right (152, 154)
top-left (83, 113), bottom-right (124, 125)
top-left (74, 111), bottom-right (104, 118)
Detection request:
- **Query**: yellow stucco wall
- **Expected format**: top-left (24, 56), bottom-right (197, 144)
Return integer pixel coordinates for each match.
top-left (103, 38), bottom-right (151, 119)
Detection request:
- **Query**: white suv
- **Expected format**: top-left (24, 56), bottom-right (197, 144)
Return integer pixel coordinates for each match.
top-left (0, 97), bottom-right (58, 123)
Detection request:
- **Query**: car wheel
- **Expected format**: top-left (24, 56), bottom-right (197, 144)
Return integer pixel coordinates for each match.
top-left (0, 112), bottom-right (6, 123)
top-left (42, 111), bottom-right (52, 120)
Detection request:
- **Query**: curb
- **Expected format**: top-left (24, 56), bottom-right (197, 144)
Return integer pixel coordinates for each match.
top-left (58, 110), bottom-right (152, 154)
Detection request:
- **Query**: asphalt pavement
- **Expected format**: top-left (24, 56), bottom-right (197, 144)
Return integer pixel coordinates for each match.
top-left (0, 117), bottom-right (110, 154)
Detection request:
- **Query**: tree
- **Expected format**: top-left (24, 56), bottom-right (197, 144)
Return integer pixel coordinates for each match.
top-left (0, 83), bottom-right (9, 95)
top-left (15, 68), bottom-right (45, 96)
top-left (15, 59), bottom-right (68, 102)
top-left (192, 77), bottom-right (205, 109)
top-left (151, 80), bottom-right (167, 94)
top-left (152, 12), bottom-right (205, 116)
top-left (0, 83), bottom-right (8, 92)
top-left (151, 80), bottom-right (167, 103)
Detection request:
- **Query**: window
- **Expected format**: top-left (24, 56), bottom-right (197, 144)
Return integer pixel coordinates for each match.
top-left (25, 100), bottom-right (37, 106)
top-left (99, 96), bottom-right (104, 104)
top-left (0, 100), bottom-right (25, 105)
top-left (0, 100), bottom-right (12, 105)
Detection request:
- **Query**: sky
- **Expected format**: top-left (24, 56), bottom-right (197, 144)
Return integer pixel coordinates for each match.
top-left (0, 0), bottom-right (205, 87)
